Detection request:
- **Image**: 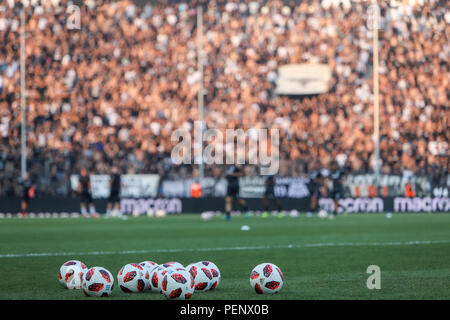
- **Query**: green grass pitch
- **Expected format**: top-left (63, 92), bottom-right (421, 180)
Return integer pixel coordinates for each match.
top-left (0, 213), bottom-right (449, 300)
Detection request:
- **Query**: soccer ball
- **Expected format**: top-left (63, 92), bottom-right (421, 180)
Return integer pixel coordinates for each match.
top-left (117, 263), bottom-right (147, 293)
top-left (150, 265), bottom-right (178, 293)
top-left (66, 264), bottom-right (88, 289)
top-left (201, 211), bottom-right (213, 221)
top-left (250, 263), bottom-right (283, 294)
top-left (318, 209), bottom-right (328, 219)
top-left (155, 209), bottom-right (166, 217)
top-left (139, 260), bottom-right (158, 270)
top-left (209, 263), bottom-right (221, 290)
top-left (161, 261), bottom-right (184, 269)
top-left (58, 260), bottom-right (88, 289)
top-left (200, 261), bottom-right (220, 290)
top-left (186, 262), bottom-right (213, 292)
top-left (82, 267), bottom-right (114, 297)
top-left (139, 261), bottom-right (159, 291)
top-left (161, 268), bottom-right (195, 300)
top-left (289, 209), bottom-right (299, 218)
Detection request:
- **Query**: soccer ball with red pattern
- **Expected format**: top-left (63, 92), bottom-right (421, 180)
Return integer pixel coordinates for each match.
top-left (66, 264), bottom-right (88, 289)
top-left (58, 260), bottom-right (88, 289)
top-left (161, 261), bottom-right (184, 269)
top-left (117, 263), bottom-right (147, 293)
top-left (139, 260), bottom-right (158, 271)
top-left (186, 262), bottom-right (212, 292)
top-left (249, 263), bottom-right (283, 294)
top-left (139, 261), bottom-right (159, 291)
top-left (205, 261), bottom-right (220, 291)
top-left (81, 267), bottom-right (114, 297)
top-left (149, 265), bottom-right (177, 293)
top-left (187, 261), bottom-right (221, 292)
top-left (161, 269), bottom-right (195, 300)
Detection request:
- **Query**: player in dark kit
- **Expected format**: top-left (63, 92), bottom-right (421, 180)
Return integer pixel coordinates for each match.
top-left (262, 175), bottom-right (282, 218)
top-left (19, 173), bottom-right (35, 217)
top-left (225, 165), bottom-right (248, 220)
top-left (106, 166), bottom-right (122, 218)
top-left (330, 161), bottom-right (345, 218)
top-left (78, 168), bottom-right (97, 218)
top-left (307, 170), bottom-right (322, 217)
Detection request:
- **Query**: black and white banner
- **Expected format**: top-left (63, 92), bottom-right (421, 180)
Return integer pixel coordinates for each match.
top-left (239, 176), bottom-right (266, 198)
top-left (274, 177), bottom-right (310, 198)
top-left (160, 176), bottom-right (311, 199)
top-left (320, 197), bottom-right (450, 213)
top-left (239, 176), bottom-right (310, 198)
top-left (70, 174), bottom-right (160, 198)
top-left (120, 198), bottom-right (183, 214)
top-left (345, 174), bottom-right (431, 197)
top-left (161, 178), bottom-right (227, 197)
top-left (69, 174), bottom-right (449, 200)
top-left (319, 197), bottom-right (384, 213)
top-left (393, 197), bottom-right (450, 212)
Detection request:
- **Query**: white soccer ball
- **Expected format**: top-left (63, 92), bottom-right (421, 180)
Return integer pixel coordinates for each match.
top-left (161, 268), bottom-right (195, 300)
top-left (161, 261), bottom-right (185, 269)
top-left (66, 265), bottom-right (88, 289)
top-left (155, 209), bottom-right (166, 217)
top-left (201, 211), bottom-right (213, 221)
top-left (139, 261), bottom-right (159, 291)
top-left (187, 260), bottom-right (221, 292)
top-left (318, 209), bottom-right (328, 219)
top-left (117, 263), bottom-right (147, 293)
top-left (58, 260), bottom-right (88, 289)
top-left (82, 267), bottom-right (114, 297)
top-left (203, 261), bottom-right (221, 290)
top-left (186, 262), bottom-right (212, 292)
top-left (289, 209), bottom-right (299, 218)
top-left (132, 210), bottom-right (140, 217)
top-left (250, 263), bottom-right (284, 294)
top-left (150, 265), bottom-right (178, 293)
top-left (139, 260), bottom-right (158, 270)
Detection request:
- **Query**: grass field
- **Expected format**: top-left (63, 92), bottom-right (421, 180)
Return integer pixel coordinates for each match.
top-left (0, 213), bottom-right (449, 300)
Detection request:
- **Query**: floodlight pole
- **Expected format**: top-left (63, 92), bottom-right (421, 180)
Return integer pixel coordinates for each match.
top-left (20, 5), bottom-right (27, 179)
top-left (197, 6), bottom-right (205, 180)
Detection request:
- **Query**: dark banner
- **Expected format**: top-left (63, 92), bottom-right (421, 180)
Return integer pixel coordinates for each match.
top-left (0, 196), bottom-right (449, 215)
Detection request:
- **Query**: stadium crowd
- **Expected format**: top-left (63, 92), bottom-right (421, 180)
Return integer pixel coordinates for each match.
top-left (0, 0), bottom-right (448, 196)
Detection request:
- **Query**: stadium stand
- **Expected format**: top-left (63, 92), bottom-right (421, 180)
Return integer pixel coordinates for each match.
top-left (0, 0), bottom-right (448, 197)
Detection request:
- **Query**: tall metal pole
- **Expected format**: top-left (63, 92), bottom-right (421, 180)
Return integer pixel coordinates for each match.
top-left (20, 5), bottom-right (27, 179)
top-left (197, 6), bottom-right (204, 180)
top-left (372, 0), bottom-right (380, 180)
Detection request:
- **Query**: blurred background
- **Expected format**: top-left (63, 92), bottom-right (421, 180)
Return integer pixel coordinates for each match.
top-left (0, 0), bottom-right (448, 213)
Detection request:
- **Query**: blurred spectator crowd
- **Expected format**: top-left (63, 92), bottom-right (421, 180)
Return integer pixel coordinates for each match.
top-left (0, 0), bottom-right (448, 196)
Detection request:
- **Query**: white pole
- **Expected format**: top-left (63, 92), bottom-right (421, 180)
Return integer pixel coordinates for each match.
top-left (197, 6), bottom-right (204, 180)
top-left (20, 5), bottom-right (27, 179)
top-left (372, 0), bottom-right (380, 180)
